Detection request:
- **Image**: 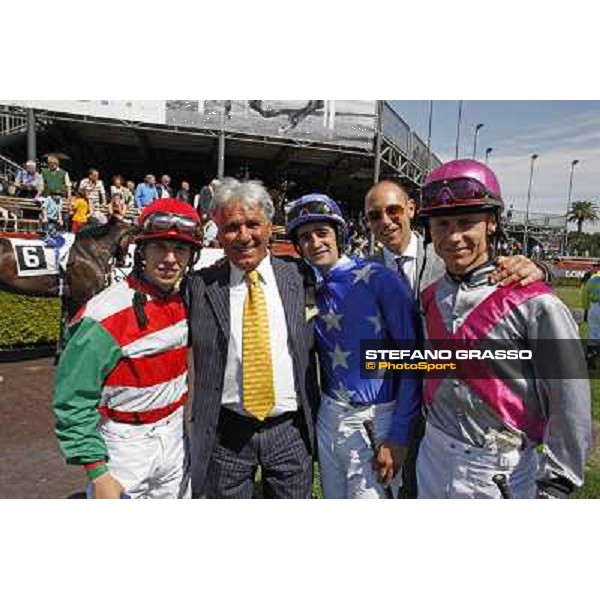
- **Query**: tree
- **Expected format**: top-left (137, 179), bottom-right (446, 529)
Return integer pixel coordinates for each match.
top-left (568, 199), bottom-right (600, 234)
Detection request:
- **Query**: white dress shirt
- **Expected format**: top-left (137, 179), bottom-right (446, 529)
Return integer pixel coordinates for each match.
top-left (382, 230), bottom-right (418, 291)
top-left (221, 254), bottom-right (298, 416)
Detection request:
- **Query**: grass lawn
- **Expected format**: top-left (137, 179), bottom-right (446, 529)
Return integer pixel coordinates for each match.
top-left (0, 290), bottom-right (60, 347)
top-left (555, 285), bottom-right (598, 498)
top-left (554, 284), bottom-right (582, 311)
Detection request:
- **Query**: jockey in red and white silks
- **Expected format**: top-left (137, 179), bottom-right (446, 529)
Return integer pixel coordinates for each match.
top-left (54, 199), bottom-right (203, 499)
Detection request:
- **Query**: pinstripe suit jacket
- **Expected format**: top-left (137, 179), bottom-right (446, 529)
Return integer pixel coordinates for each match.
top-left (186, 256), bottom-right (319, 497)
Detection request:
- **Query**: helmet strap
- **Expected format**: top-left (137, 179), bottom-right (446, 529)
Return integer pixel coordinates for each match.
top-left (334, 226), bottom-right (347, 255)
top-left (132, 242), bottom-right (146, 278)
top-left (132, 289), bottom-right (149, 329)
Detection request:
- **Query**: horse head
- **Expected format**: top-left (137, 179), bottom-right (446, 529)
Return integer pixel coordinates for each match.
top-left (113, 219), bottom-right (137, 268)
top-left (66, 216), bottom-right (135, 306)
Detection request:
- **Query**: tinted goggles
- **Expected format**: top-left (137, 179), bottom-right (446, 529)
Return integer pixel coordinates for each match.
top-left (366, 204), bottom-right (405, 222)
top-left (288, 200), bottom-right (334, 221)
top-left (142, 212), bottom-right (200, 236)
top-left (422, 177), bottom-right (499, 206)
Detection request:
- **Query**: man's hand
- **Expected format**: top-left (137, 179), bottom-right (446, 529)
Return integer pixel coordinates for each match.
top-left (373, 442), bottom-right (408, 487)
top-left (91, 472), bottom-right (125, 499)
top-left (489, 255), bottom-right (544, 287)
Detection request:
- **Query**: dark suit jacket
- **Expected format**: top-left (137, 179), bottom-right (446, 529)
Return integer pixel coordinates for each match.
top-left (185, 256), bottom-right (319, 497)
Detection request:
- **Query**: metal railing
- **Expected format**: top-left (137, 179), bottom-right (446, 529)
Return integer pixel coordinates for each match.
top-left (382, 102), bottom-right (442, 172)
top-left (504, 208), bottom-right (566, 230)
top-left (0, 195), bottom-right (144, 234)
top-left (0, 113), bottom-right (27, 136)
top-left (0, 153), bottom-right (22, 185)
top-left (0, 196), bottom-right (41, 232)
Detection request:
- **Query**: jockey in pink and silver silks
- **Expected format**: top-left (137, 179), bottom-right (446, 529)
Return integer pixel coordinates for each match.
top-left (416, 159), bottom-right (592, 499)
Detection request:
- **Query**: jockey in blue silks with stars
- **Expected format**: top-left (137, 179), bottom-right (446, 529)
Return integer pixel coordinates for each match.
top-left (287, 194), bottom-right (421, 498)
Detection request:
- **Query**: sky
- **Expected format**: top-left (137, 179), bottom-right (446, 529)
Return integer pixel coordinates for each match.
top-left (388, 101), bottom-right (600, 227)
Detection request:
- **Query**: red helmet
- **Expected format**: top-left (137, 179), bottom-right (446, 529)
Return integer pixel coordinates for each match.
top-left (136, 198), bottom-right (202, 246)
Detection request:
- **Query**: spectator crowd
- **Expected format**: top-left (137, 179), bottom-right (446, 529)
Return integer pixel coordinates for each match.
top-left (2, 156), bottom-right (374, 253)
top-left (3, 156), bottom-right (227, 246)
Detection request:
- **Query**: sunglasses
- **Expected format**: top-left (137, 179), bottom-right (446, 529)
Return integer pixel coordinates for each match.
top-left (366, 204), bottom-right (405, 222)
top-left (142, 212), bottom-right (200, 236)
top-left (288, 200), bottom-right (334, 222)
top-left (422, 177), bottom-right (498, 206)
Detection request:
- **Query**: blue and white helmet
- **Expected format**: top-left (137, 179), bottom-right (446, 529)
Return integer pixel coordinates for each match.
top-left (286, 194), bottom-right (347, 247)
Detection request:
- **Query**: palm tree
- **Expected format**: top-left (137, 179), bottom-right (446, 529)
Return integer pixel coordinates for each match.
top-left (568, 199), bottom-right (600, 234)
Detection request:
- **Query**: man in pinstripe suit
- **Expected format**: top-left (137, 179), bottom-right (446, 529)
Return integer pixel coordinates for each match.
top-left (186, 178), bottom-right (319, 498)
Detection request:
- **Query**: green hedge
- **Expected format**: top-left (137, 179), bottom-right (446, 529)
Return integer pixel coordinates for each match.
top-left (0, 290), bottom-right (61, 347)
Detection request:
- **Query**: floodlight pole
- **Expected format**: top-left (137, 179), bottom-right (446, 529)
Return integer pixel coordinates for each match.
top-left (563, 159), bottom-right (579, 254)
top-left (523, 153), bottom-right (539, 256)
top-left (472, 123), bottom-right (484, 159)
top-left (455, 100), bottom-right (463, 159)
top-left (426, 100), bottom-right (434, 173)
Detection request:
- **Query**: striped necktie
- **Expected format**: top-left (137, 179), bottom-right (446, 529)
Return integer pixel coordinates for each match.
top-left (242, 269), bottom-right (275, 420)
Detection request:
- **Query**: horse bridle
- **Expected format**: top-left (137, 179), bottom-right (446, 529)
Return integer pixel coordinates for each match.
top-left (89, 224), bottom-right (133, 286)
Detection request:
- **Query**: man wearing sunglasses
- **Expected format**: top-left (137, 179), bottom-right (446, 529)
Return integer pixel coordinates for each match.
top-left (53, 198), bottom-right (202, 498)
top-left (286, 194), bottom-right (420, 498)
top-left (364, 179), bottom-right (547, 297)
top-left (186, 178), bottom-right (319, 499)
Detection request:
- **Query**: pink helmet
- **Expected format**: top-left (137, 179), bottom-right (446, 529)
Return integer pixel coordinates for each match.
top-left (420, 159), bottom-right (503, 218)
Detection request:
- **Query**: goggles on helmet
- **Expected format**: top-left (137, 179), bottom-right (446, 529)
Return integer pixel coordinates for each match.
top-left (287, 200), bottom-right (336, 222)
top-left (142, 212), bottom-right (201, 237)
top-left (422, 177), bottom-right (500, 207)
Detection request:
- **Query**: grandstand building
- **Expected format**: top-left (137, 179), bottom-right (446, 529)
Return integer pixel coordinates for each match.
top-left (0, 100), bottom-right (441, 214)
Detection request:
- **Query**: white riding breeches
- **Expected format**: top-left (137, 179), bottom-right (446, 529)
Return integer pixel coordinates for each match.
top-left (317, 394), bottom-right (401, 499)
top-left (98, 407), bottom-right (191, 499)
top-left (416, 422), bottom-right (538, 499)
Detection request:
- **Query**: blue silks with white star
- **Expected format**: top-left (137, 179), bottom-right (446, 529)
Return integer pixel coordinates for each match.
top-left (314, 256), bottom-right (422, 445)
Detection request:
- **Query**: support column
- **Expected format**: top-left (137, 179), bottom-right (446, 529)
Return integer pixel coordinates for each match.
top-left (217, 103), bottom-right (226, 178)
top-left (217, 130), bottom-right (225, 178)
top-left (373, 100), bottom-right (383, 183)
top-left (26, 108), bottom-right (36, 161)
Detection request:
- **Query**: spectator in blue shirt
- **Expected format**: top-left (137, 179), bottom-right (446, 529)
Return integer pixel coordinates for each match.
top-left (134, 174), bottom-right (158, 209)
top-left (14, 160), bottom-right (43, 199)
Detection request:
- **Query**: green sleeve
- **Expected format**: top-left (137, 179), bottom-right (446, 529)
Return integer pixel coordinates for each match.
top-left (53, 317), bottom-right (123, 468)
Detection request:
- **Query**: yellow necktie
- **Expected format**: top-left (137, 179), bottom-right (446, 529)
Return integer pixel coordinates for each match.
top-left (242, 269), bottom-right (275, 420)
